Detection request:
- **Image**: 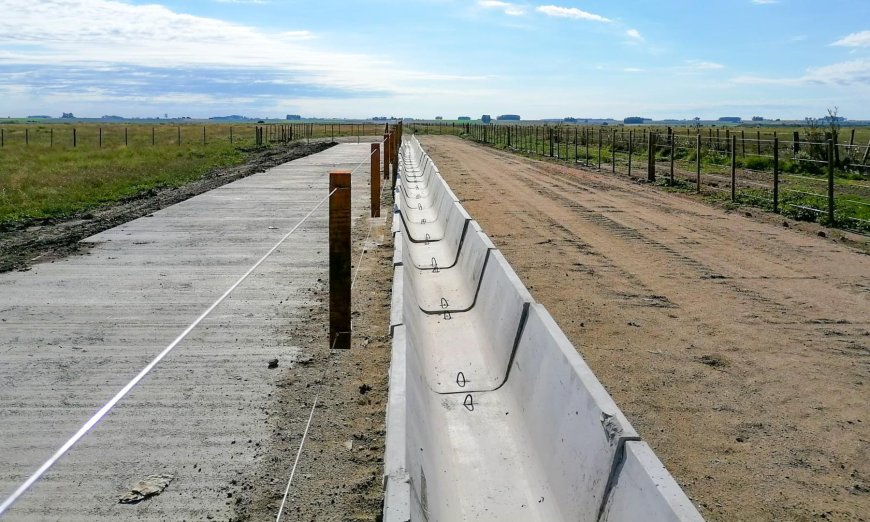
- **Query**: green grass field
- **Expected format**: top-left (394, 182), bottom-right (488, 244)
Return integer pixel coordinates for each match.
top-left (0, 122), bottom-right (386, 226)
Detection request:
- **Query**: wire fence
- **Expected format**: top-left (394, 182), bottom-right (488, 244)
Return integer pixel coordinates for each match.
top-left (0, 123), bottom-right (391, 149)
top-left (409, 122), bottom-right (870, 233)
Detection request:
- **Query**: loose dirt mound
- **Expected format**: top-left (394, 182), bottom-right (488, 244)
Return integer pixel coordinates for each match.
top-left (420, 135), bottom-right (869, 521)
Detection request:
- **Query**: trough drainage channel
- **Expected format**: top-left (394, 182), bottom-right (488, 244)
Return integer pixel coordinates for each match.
top-left (381, 135), bottom-right (705, 521)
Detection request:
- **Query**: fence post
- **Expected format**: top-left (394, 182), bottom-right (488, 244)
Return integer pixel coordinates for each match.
top-left (669, 133), bottom-right (675, 185)
top-left (827, 139), bottom-right (835, 225)
top-left (731, 135), bottom-right (737, 202)
top-left (152, 127), bottom-right (155, 146)
top-left (125, 127), bottom-right (128, 147)
top-left (73, 128), bottom-right (77, 148)
top-left (696, 134), bottom-right (702, 193)
top-left (549, 128), bottom-right (554, 157)
top-left (383, 133), bottom-right (390, 181)
top-left (773, 137), bottom-right (779, 213)
top-left (647, 132), bottom-right (656, 182)
top-left (611, 129), bottom-right (616, 173)
top-left (628, 130), bottom-right (633, 177)
top-left (597, 128), bottom-right (602, 169)
top-left (202, 126), bottom-right (206, 145)
top-left (178, 126), bottom-right (181, 146)
top-left (230, 126), bottom-right (233, 145)
top-left (741, 130), bottom-right (746, 157)
top-left (329, 170), bottom-right (352, 350)
top-left (371, 143), bottom-right (381, 218)
top-left (50, 128), bottom-right (53, 148)
top-left (1, 128), bottom-right (3, 147)
top-left (99, 128), bottom-right (102, 148)
top-left (25, 128), bottom-right (28, 145)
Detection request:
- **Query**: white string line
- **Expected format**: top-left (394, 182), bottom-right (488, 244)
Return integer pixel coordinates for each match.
top-left (275, 138), bottom-right (392, 522)
top-left (0, 187), bottom-right (338, 519)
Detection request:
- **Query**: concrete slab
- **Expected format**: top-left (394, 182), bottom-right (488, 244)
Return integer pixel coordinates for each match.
top-left (0, 143), bottom-right (377, 521)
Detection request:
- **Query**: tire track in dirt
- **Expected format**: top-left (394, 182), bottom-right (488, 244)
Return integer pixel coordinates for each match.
top-left (420, 135), bottom-right (870, 522)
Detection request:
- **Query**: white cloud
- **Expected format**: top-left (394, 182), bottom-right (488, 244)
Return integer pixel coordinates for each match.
top-left (478, 0), bottom-right (526, 16)
top-left (0, 0), bottom-right (481, 98)
top-left (535, 5), bottom-right (611, 23)
top-left (832, 30), bottom-right (870, 48)
top-left (686, 59), bottom-right (725, 70)
top-left (731, 59), bottom-right (870, 86)
top-left (625, 29), bottom-right (643, 41)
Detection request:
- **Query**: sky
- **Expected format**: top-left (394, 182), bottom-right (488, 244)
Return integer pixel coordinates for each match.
top-left (0, 0), bottom-right (868, 120)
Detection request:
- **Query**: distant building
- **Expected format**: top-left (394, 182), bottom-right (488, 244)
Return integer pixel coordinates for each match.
top-left (623, 116), bottom-right (646, 124)
top-left (435, 116), bottom-right (443, 120)
top-left (751, 116), bottom-right (764, 122)
top-left (718, 116), bottom-right (742, 123)
top-left (481, 114), bottom-right (492, 123)
top-left (563, 117), bottom-right (577, 123)
top-left (458, 116), bottom-right (471, 121)
top-left (61, 112), bottom-right (75, 119)
top-left (497, 114), bottom-right (521, 121)
top-left (286, 114), bottom-right (302, 120)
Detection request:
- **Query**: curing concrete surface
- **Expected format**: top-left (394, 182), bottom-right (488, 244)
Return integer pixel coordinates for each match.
top-left (0, 143), bottom-right (377, 521)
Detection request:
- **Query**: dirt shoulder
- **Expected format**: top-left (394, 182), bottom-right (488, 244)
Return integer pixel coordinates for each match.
top-left (232, 192), bottom-right (393, 522)
top-left (420, 135), bottom-right (869, 521)
top-left (0, 141), bottom-right (335, 273)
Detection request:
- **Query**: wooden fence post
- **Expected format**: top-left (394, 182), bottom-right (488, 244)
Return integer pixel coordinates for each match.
top-left (731, 135), bottom-right (737, 202)
top-left (827, 139), bottom-right (835, 224)
top-left (628, 130), bottom-right (633, 177)
top-left (125, 127), bottom-right (128, 147)
top-left (99, 128), bottom-right (102, 148)
top-left (696, 134), bottom-right (702, 193)
top-left (611, 129), bottom-right (616, 173)
top-left (669, 133), bottom-right (675, 185)
top-left (597, 128), bottom-right (602, 170)
top-left (329, 170), bottom-right (352, 350)
top-left (152, 127), bottom-right (155, 146)
top-left (73, 128), bottom-right (77, 148)
top-left (647, 132), bottom-right (656, 182)
top-left (383, 133), bottom-right (390, 180)
top-left (371, 143), bottom-right (381, 218)
top-left (773, 137), bottom-right (779, 213)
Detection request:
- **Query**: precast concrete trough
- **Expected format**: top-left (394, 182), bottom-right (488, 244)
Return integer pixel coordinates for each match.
top-left (383, 135), bottom-right (705, 522)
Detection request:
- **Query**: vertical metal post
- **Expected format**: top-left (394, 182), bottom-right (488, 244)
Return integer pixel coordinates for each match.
top-left (25, 128), bottom-right (28, 145)
top-left (669, 133), bottom-right (675, 185)
top-left (628, 130), bottom-right (633, 177)
top-left (827, 139), bottom-right (835, 224)
top-left (99, 128), bottom-right (102, 148)
top-left (50, 128), bottom-right (53, 148)
top-left (73, 128), bottom-right (77, 147)
top-left (152, 127), bottom-right (155, 146)
top-left (773, 137), bottom-right (780, 213)
top-left (230, 126), bottom-right (233, 145)
top-left (178, 126), bottom-right (181, 146)
top-left (125, 127), bottom-right (128, 147)
top-left (371, 143), bottom-right (381, 218)
top-left (329, 170), bottom-right (352, 350)
top-left (202, 126), bottom-right (206, 145)
top-left (731, 135), bottom-right (737, 202)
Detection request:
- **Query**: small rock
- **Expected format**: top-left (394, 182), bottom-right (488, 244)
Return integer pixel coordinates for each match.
top-left (267, 359), bottom-right (279, 369)
top-left (736, 437), bottom-right (745, 443)
top-left (627, 321), bottom-right (641, 328)
top-left (359, 383), bottom-right (372, 395)
top-left (344, 440), bottom-right (353, 450)
top-left (782, 221), bottom-right (789, 228)
top-left (744, 212), bottom-right (752, 217)
top-left (817, 231), bottom-right (827, 238)
top-left (118, 474), bottom-right (174, 504)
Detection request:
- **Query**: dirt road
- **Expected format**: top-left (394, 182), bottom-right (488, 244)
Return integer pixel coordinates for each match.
top-left (420, 135), bottom-right (869, 521)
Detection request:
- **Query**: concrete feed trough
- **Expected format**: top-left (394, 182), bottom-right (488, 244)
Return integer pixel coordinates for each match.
top-left (384, 135), bottom-right (704, 521)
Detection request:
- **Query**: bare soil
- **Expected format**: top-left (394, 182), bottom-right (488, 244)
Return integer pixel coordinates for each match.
top-left (420, 135), bottom-right (869, 522)
top-left (232, 196), bottom-right (393, 522)
top-left (0, 141), bottom-right (335, 273)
